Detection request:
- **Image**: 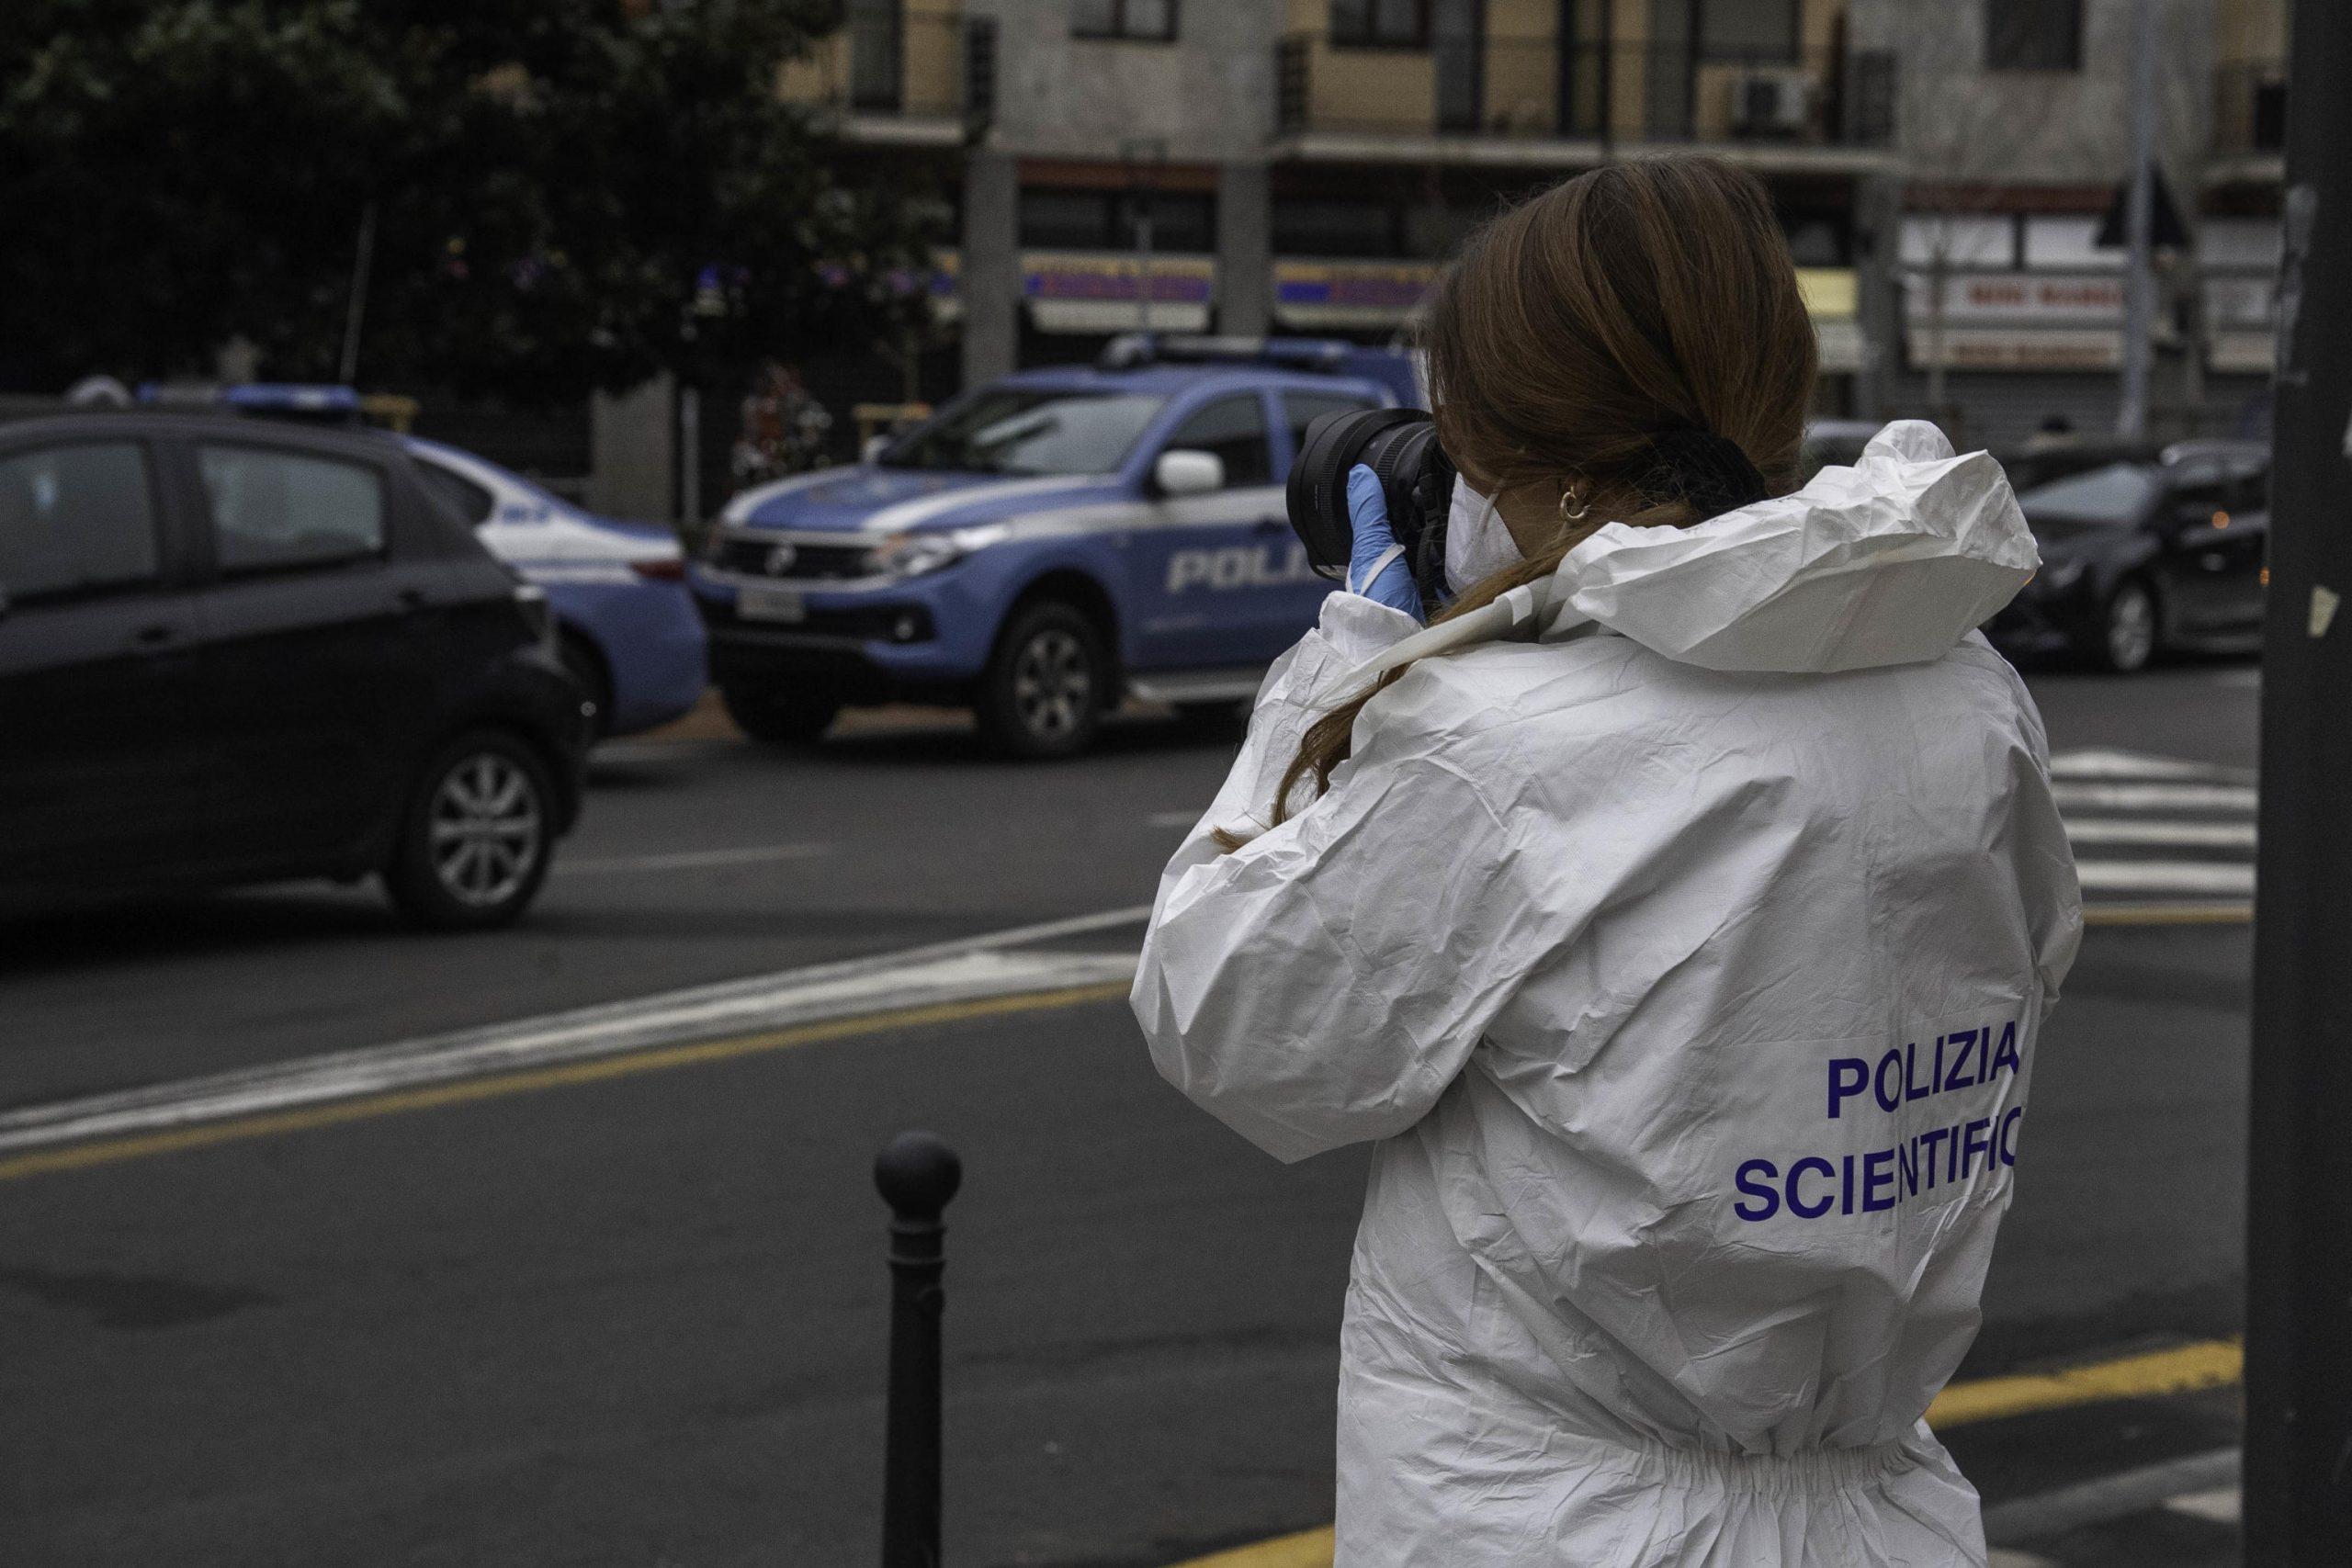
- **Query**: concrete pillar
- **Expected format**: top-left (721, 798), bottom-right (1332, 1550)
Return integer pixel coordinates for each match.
top-left (589, 374), bottom-right (676, 524)
top-left (1216, 160), bottom-right (1273, 338)
top-left (1852, 173), bottom-right (1905, 423)
top-left (960, 151), bottom-right (1019, 388)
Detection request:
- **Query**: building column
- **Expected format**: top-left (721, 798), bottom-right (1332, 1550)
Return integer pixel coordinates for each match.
top-left (1852, 172), bottom-right (1905, 423)
top-left (590, 374), bottom-right (676, 524)
top-left (1216, 160), bottom-right (1273, 338)
top-left (960, 150), bottom-right (1019, 387)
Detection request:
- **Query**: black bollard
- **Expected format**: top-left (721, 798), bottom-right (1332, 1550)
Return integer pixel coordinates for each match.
top-left (875, 1131), bottom-right (961, 1568)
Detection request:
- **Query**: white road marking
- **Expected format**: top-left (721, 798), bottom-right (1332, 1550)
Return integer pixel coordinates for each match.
top-left (0, 907), bottom-right (1155, 1158)
top-left (2052, 782), bottom-right (2260, 813)
top-left (2164, 1484), bottom-right (2242, 1524)
top-left (557, 843), bottom-right (829, 875)
top-left (2048, 748), bottom-right (2255, 784)
top-left (2064, 818), bottom-right (2258, 849)
top-left (2075, 860), bottom-right (2256, 896)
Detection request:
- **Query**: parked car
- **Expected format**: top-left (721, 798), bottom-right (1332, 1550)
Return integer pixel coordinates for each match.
top-left (403, 437), bottom-right (707, 737)
top-left (0, 413), bottom-right (592, 928)
top-left (1986, 439), bottom-right (2269, 672)
top-left (691, 338), bottom-right (1407, 757)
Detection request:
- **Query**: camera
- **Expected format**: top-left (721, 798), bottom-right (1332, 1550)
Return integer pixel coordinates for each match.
top-left (1284, 408), bottom-right (1458, 608)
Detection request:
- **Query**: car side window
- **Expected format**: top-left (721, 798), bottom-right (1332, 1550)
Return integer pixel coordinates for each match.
top-left (415, 460), bottom-right (496, 526)
top-left (1283, 390), bottom-right (1379, 459)
top-left (198, 445), bottom-right (387, 573)
top-left (1163, 396), bottom-right (1273, 489)
top-left (0, 441), bottom-right (162, 604)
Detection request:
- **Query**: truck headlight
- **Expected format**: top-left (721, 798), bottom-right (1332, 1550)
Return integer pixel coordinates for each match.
top-left (871, 524), bottom-right (1008, 580)
top-left (2039, 558), bottom-right (2087, 593)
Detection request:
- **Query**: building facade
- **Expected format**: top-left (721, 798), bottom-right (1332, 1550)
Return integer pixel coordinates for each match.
top-left (770, 0), bottom-right (2285, 458)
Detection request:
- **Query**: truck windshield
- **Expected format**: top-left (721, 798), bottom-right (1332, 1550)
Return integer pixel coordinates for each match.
top-left (879, 389), bottom-right (1166, 476)
top-left (2016, 462), bottom-right (2162, 525)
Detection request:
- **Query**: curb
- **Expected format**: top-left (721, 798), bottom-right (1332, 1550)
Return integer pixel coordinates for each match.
top-left (1982, 1446), bottom-right (2240, 1548)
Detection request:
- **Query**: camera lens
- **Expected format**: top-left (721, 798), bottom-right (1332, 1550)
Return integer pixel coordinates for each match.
top-left (1284, 408), bottom-right (1457, 602)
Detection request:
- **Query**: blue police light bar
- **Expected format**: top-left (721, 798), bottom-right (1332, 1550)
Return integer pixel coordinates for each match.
top-left (220, 383), bottom-right (364, 418)
top-left (1097, 333), bottom-right (1353, 373)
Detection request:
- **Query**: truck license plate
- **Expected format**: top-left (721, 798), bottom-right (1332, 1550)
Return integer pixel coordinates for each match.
top-left (738, 585), bottom-right (806, 624)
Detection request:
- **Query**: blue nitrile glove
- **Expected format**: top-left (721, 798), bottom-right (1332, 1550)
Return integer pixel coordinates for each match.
top-left (1345, 464), bottom-right (1424, 621)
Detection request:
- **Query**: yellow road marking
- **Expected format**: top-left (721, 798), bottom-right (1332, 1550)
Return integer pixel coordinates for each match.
top-left (0, 981), bottom-right (1133, 1184)
top-left (1163, 1338), bottom-right (2245, 1568)
top-left (1925, 1337), bottom-right (2243, 1427)
top-left (2083, 902), bottom-right (2251, 927)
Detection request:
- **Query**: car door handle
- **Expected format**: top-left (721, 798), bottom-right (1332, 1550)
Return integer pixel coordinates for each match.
top-left (1253, 515), bottom-right (1285, 533)
top-left (132, 622), bottom-right (179, 648)
top-left (397, 586), bottom-right (431, 609)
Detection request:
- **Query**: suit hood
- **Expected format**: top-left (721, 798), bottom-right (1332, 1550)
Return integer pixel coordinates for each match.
top-left (1346, 421), bottom-right (2038, 688)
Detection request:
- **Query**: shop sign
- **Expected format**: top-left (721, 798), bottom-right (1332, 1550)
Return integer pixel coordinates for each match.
top-left (1905, 273), bottom-right (2125, 324)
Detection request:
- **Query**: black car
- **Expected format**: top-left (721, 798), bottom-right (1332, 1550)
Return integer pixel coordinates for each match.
top-left (1988, 440), bottom-right (2270, 672)
top-left (0, 414), bottom-right (593, 928)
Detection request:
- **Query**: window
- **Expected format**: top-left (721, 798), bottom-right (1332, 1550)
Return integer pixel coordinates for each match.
top-left (879, 390), bottom-right (1168, 476)
top-left (1272, 199), bottom-right (1402, 258)
top-left (1699, 0), bottom-right (1799, 62)
top-left (1986, 0), bottom-right (2081, 71)
top-left (1332, 0), bottom-right (1426, 46)
top-left (1164, 396), bottom-right (1272, 489)
top-left (1072, 0), bottom-right (1176, 42)
top-left (0, 442), bottom-right (161, 603)
top-left (1019, 188), bottom-right (1216, 254)
top-left (1284, 391), bottom-right (1380, 457)
top-left (416, 461), bottom-right (496, 527)
top-left (199, 446), bottom-right (386, 573)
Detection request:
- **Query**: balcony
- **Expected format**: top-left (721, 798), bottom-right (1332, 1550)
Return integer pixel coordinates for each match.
top-left (2209, 58), bottom-right (2285, 184)
top-left (777, 7), bottom-right (989, 146)
top-left (1273, 33), bottom-right (1895, 170)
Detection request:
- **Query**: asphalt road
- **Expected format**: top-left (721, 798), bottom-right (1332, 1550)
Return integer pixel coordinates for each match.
top-left (0, 656), bottom-right (2260, 1565)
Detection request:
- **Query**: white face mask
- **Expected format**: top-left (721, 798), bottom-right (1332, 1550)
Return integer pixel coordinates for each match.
top-left (1443, 474), bottom-right (1521, 596)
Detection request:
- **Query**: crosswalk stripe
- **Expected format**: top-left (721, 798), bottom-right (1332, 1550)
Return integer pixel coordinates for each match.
top-left (2064, 819), bottom-right (2258, 849)
top-left (2051, 782), bottom-right (2259, 813)
top-left (2048, 749), bottom-right (2255, 784)
top-left (2075, 860), bottom-right (2256, 896)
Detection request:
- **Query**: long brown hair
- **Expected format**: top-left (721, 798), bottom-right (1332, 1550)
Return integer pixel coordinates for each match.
top-left (1256, 155), bottom-right (1817, 832)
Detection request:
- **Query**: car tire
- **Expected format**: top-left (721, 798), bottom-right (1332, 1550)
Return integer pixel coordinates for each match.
top-left (978, 600), bottom-right (1108, 760)
top-left (2094, 578), bottom-right (2160, 674)
top-left (383, 729), bottom-right (558, 931)
top-left (558, 629), bottom-right (614, 739)
top-left (720, 682), bottom-right (842, 747)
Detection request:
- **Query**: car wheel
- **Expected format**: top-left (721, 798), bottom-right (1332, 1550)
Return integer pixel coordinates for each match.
top-left (978, 601), bottom-right (1107, 759)
top-left (720, 682), bottom-right (841, 747)
top-left (383, 730), bottom-right (557, 931)
top-left (558, 630), bottom-right (614, 739)
top-left (2095, 579), bottom-right (2159, 673)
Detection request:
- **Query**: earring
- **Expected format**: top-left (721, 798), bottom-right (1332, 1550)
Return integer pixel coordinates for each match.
top-left (1559, 484), bottom-right (1590, 523)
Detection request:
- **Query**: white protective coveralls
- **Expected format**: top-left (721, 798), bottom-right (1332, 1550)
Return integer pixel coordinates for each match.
top-left (1132, 422), bottom-right (2083, 1566)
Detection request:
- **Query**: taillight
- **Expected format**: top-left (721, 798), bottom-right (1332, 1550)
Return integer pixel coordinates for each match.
top-left (631, 558), bottom-right (685, 581)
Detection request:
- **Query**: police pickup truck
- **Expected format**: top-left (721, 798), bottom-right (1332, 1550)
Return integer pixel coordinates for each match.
top-left (691, 338), bottom-right (1413, 757)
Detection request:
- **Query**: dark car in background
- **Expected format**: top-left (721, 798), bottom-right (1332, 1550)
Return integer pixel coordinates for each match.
top-left (0, 414), bottom-right (593, 929)
top-left (1988, 439), bottom-right (2270, 672)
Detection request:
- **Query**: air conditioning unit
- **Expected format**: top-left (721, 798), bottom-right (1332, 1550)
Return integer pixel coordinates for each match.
top-left (1730, 69), bottom-right (1812, 138)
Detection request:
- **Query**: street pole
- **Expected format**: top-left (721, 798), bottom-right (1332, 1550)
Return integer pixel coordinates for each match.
top-left (2245, 3), bottom-right (2352, 1562)
top-left (876, 1132), bottom-right (960, 1568)
top-left (1122, 138), bottom-right (1165, 337)
top-left (2115, 0), bottom-right (2156, 438)
top-left (337, 201), bottom-right (377, 386)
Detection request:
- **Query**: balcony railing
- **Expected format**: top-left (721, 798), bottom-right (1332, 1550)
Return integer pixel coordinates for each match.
top-left (1275, 34), bottom-right (1895, 151)
top-left (780, 8), bottom-right (980, 126)
top-left (2212, 59), bottom-right (2287, 157)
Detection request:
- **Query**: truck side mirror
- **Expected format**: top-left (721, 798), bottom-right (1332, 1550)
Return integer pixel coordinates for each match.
top-left (1154, 449), bottom-right (1224, 497)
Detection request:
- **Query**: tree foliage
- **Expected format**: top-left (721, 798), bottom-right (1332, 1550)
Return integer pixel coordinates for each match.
top-left (0, 1), bottom-right (949, 400)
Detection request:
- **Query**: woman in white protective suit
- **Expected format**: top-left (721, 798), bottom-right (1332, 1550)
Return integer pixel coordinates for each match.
top-left (1131, 157), bottom-right (2082, 1565)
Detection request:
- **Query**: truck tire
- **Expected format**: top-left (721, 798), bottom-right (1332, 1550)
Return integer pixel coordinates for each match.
top-left (978, 600), bottom-right (1108, 759)
top-left (721, 682), bottom-right (842, 747)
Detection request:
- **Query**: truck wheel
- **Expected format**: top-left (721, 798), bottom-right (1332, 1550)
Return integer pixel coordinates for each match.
top-left (978, 601), bottom-right (1107, 759)
top-left (721, 683), bottom-right (841, 747)
top-left (383, 729), bottom-right (557, 931)
top-left (2094, 579), bottom-right (2159, 673)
